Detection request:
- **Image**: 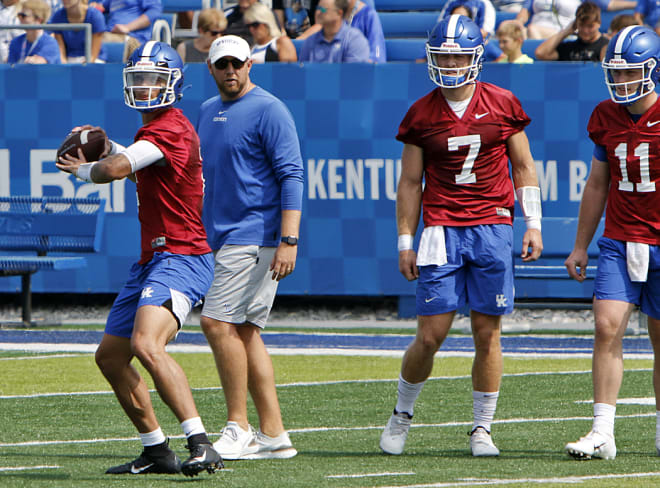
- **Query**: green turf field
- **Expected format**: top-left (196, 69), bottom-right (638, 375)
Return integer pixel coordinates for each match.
top-left (1, 335), bottom-right (660, 487)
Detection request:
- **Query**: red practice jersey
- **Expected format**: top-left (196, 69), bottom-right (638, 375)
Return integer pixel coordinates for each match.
top-left (588, 99), bottom-right (660, 245)
top-left (133, 108), bottom-right (211, 263)
top-left (397, 82), bottom-right (530, 227)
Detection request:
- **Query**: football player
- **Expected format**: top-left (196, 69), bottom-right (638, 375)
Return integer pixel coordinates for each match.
top-left (565, 25), bottom-right (660, 460)
top-left (379, 14), bottom-right (543, 457)
top-left (56, 41), bottom-right (222, 477)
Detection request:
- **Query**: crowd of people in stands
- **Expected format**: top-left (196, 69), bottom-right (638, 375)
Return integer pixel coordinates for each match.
top-left (0, 0), bottom-right (656, 65)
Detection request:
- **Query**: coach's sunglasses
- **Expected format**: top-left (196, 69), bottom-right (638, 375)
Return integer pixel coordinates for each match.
top-left (214, 58), bottom-right (246, 70)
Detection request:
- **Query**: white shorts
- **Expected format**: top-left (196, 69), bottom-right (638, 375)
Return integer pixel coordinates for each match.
top-left (202, 244), bottom-right (278, 328)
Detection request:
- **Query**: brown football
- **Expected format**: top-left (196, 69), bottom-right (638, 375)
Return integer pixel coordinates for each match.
top-left (56, 129), bottom-right (108, 162)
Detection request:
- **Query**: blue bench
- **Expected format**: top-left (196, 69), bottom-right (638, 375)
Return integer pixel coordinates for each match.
top-left (0, 196), bottom-right (105, 326)
top-left (385, 38), bottom-right (426, 61)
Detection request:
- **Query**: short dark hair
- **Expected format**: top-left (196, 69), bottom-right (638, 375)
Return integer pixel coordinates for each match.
top-left (576, 1), bottom-right (601, 25)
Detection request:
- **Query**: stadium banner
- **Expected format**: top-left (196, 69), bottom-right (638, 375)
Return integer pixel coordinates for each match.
top-left (0, 62), bottom-right (606, 299)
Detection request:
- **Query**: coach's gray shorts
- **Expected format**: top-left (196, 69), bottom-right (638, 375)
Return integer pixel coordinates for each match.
top-left (202, 244), bottom-right (278, 328)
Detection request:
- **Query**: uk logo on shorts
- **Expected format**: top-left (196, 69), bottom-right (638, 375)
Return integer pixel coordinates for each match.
top-left (141, 287), bottom-right (154, 299)
top-left (495, 294), bottom-right (508, 308)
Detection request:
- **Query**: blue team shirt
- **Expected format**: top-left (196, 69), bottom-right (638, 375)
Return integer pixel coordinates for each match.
top-left (636, 0), bottom-right (660, 29)
top-left (7, 32), bottom-right (61, 64)
top-left (49, 7), bottom-right (107, 60)
top-left (102, 0), bottom-right (162, 44)
top-left (351, 6), bottom-right (386, 63)
top-left (300, 21), bottom-right (370, 63)
top-left (196, 86), bottom-right (304, 250)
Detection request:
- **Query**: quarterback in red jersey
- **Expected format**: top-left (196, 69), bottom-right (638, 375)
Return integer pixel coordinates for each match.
top-left (56, 41), bottom-right (222, 477)
top-left (564, 26), bottom-right (660, 461)
top-left (379, 15), bottom-right (543, 458)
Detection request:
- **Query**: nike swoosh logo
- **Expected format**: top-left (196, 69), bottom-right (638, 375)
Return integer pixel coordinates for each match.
top-left (424, 297), bottom-right (437, 303)
top-left (647, 120), bottom-right (660, 127)
top-left (130, 463), bottom-right (154, 474)
top-left (594, 442), bottom-right (606, 450)
top-left (475, 112), bottom-right (489, 119)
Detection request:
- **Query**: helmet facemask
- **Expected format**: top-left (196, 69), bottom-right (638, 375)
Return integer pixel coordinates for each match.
top-left (604, 58), bottom-right (657, 105)
top-left (123, 64), bottom-right (182, 112)
top-left (426, 43), bottom-right (484, 88)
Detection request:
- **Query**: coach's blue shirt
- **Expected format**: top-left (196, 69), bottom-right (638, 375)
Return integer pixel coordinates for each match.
top-left (300, 21), bottom-right (370, 63)
top-left (196, 86), bottom-right (304, 250)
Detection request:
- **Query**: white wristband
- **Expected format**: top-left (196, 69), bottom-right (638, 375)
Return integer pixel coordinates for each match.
top-left (75, 162), bottom-right (96, 182)
top-left (398, 234), bottom-right (414, 252)
top-left (108, 139), bottom-right (126, 156)
top-left (516, 186), bottom-right (542, 231)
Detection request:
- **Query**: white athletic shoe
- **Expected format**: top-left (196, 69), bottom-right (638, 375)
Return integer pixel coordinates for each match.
top-left (656, 440), bottom-right (660, 457)
top-left (212, 422), bottom-right (257, 460)
top-left (470, 427), bottom-right (500, 457)
top-left (241, 431), bottom-right (298, 460)
top-left (565, 430), bottom-right (616, 460)
top-left (379, 410), bottom-right (412, 455)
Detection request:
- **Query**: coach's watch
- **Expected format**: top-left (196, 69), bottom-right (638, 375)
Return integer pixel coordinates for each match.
top-left (281, 236), bottom-right (298, 245)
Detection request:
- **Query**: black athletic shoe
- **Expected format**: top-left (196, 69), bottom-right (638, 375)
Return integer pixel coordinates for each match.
top-left (106, 446), bottom-right (182, 475)
top-left (181, 442), bottom-right (223, 477)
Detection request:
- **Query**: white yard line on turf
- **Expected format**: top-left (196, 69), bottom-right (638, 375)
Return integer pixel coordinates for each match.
top-left (0, 465), bottom-right (59, 471)
top-left (327, 471), bottom-right (415, 479)
top-left (370, 471), bottom-right (660, 488)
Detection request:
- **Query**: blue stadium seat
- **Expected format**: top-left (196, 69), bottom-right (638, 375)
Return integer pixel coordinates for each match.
top-left (521, 38), bottom-right (543, 60)
top-left (375, 0), bottom-right (447, 10)
top-left (495, 10), bottom-right (517, 31)
top-left (379, 11), bottom-right (439, 38)
top-left (385, 38), bottom-right (426, 61)
top-left (104, 42), bottom-right (125, 63)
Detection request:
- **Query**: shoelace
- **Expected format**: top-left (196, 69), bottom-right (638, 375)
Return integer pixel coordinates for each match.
top-left (389, 416), bottom-right (411, 436)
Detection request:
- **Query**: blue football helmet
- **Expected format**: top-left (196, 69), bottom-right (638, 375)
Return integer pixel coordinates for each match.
top-left (426, 14), bottom-right (484, 88)
top-left (123, 41), bottom-right (184, 112)
top-left (602, 25), bottom-right (660, 104)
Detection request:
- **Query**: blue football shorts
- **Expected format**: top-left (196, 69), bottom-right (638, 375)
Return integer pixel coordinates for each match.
top-left (105, 251), bottom-right (214, 338)
top-left (594, 237), bottom-right (660, 319)
top-left (416, 224), bottom-right (514, 316)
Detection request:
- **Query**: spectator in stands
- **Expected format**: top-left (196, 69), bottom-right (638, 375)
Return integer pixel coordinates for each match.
top-left (634, 0), bottom-right (660, 35)
top-left (8, 0), bottom-right (60, 63)
top-left (244, 2), bottom-right (297, 62)
top-left (224, 0), bottom-right (257, 45)
top-left (492, 0), bottom-right (525, 13)
top-left (516, 0), bottom-right (582, 39)
top-left (299, 0), bottom-right (370, 62)
top-left (0, 0), bottom-right (21, 63)
top-left (518, 0), bottom-right (637, 39)
top-left (608, 12), bottom-right (641, 34)
top-left (535, 1), bottom-right (608, 60)
top-left (600, 12), bottom-right (640, 57)
top-left (564, 25), bottom-right (660, 462)
top-left (379, 14), bottom-right (542, 459)
top-left (49, 0), bottom-right (107, 63)
top-left (94, 0), bottom-right (162, 46)
top-left (176, 8), bottom-right (226, 63)
top-left (441, 0), bottom-right (504, 61)
top-left (295, 0), bottom-right (385, 62)
top-left (497, 19), bottom-right (534, 62)
top-left (273, 0), bottom-right (311, 39)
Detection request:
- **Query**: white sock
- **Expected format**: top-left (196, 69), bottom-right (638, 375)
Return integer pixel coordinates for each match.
top-left (139, 427), bottom-right (167, 447)
top-left (592, 402), bottom-right (616, 437)
top-left (655, 411), bottom-right (660, 445)
top-left (181, 417), bottom-right (206, 438)
top-left (395, 374), bottom-right (425, 417)
top-left (472, 390), bottom-right (499, 432)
